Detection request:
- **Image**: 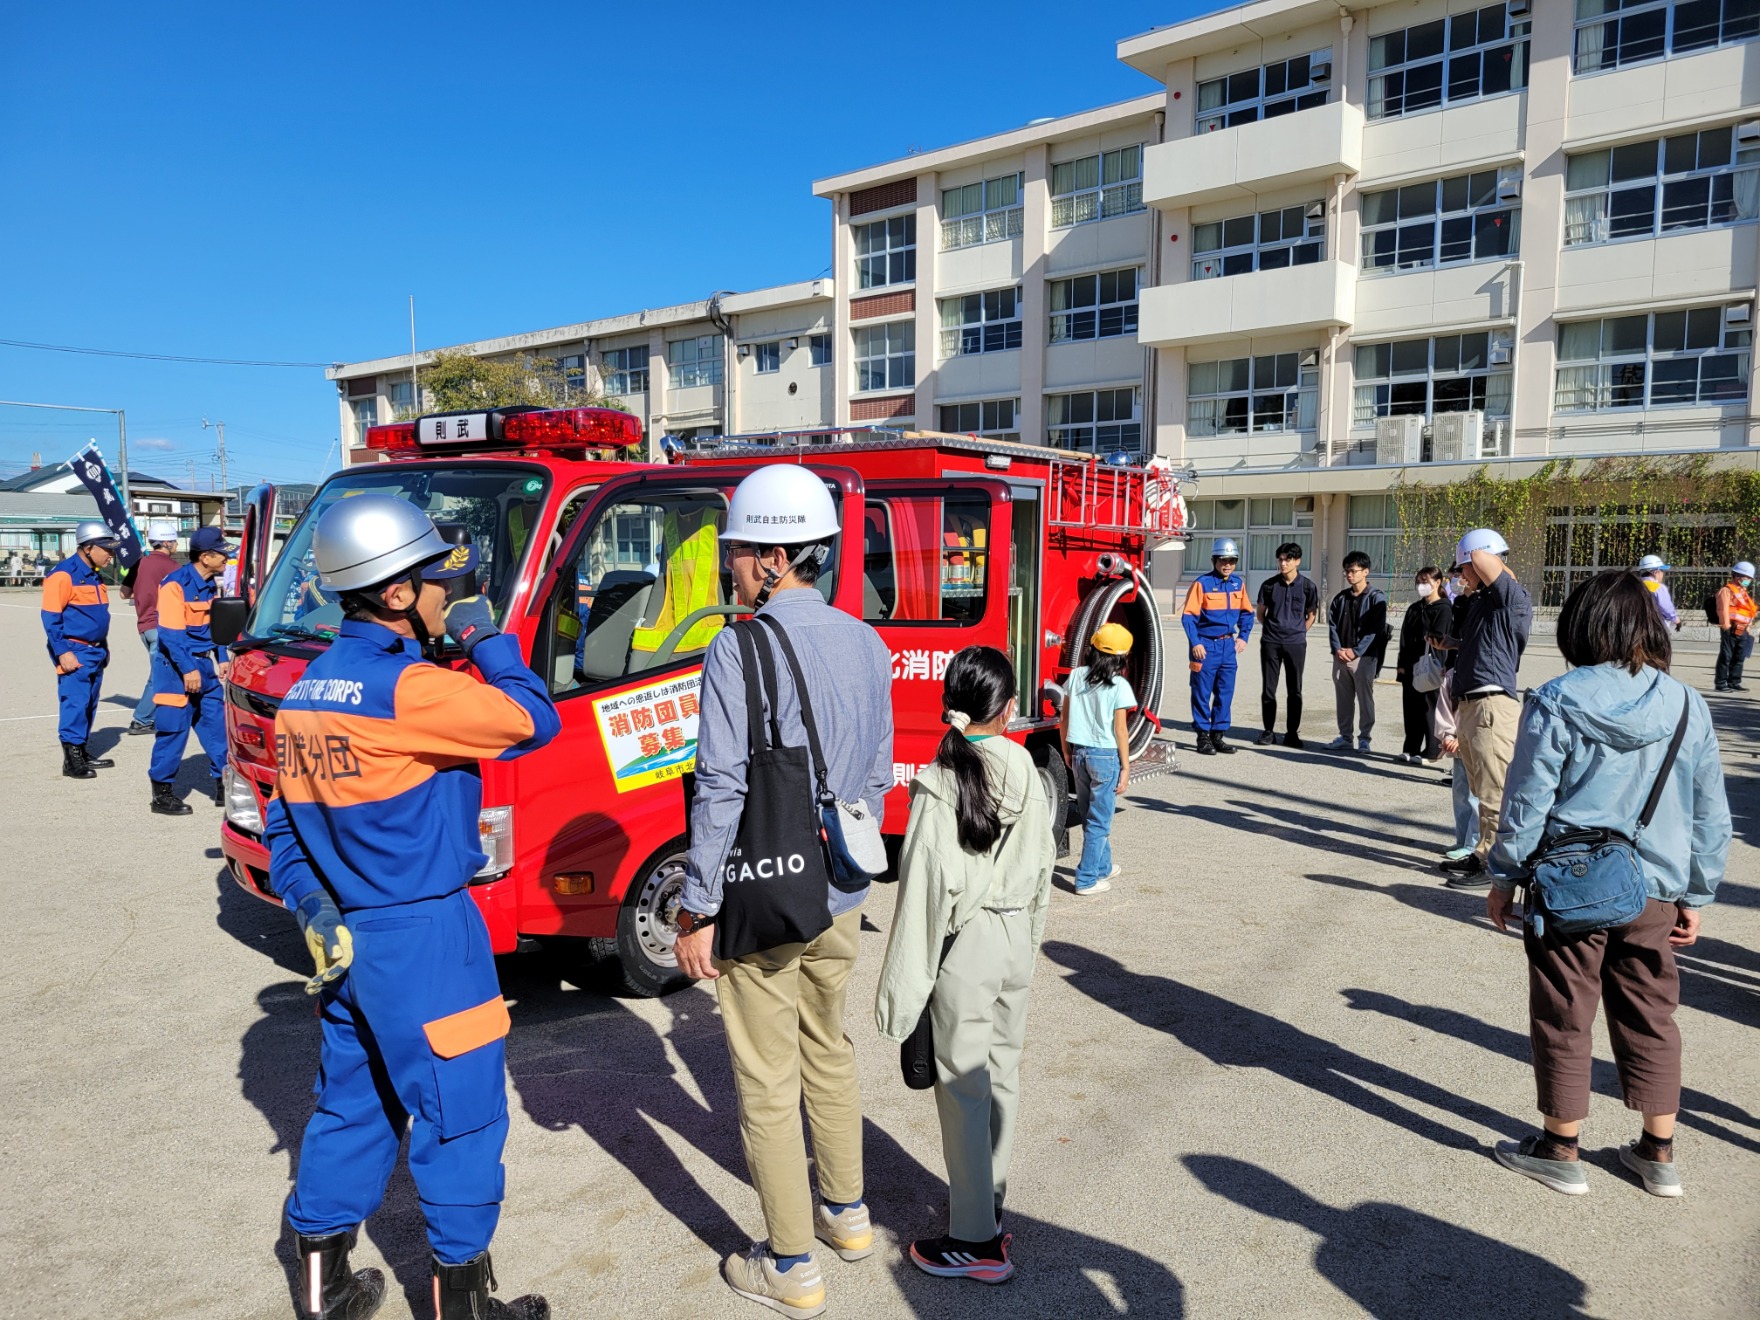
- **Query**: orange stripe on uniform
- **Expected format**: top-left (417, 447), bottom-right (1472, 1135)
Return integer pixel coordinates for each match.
top-left (393, 664), bottom-right (536, 761)
top-left (423, 997), bottom-right (511, 1058)
top-left (1181, 580), bottom-right (1207, 616)
top-left (67, 582), bottom-right (107, 606)
top-left (41, 571), bottom-right (73, 612)
top-left (272, 709), bottom-right (438, 808)
top-left (158, 581), bottom-right (187, 630)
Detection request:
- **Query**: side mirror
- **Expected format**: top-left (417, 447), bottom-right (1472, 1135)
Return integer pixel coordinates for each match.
top-left (210, 597), bottom-right (250, 648)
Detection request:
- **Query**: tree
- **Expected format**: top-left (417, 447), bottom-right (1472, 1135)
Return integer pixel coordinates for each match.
top-left (405, 350), bottom-right (627, 416)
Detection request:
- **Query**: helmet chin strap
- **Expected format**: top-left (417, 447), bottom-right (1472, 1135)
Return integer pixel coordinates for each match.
top-left (399, 566), bottom-right (439, 648)
top-left (753, 544), bottom-right (827, 609)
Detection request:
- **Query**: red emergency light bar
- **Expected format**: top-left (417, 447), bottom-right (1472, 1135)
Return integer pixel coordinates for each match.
top-left (362, 406), bottom-right (643, 455)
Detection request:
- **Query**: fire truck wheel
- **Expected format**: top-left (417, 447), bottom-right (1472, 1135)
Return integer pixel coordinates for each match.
top-left (591, 837), bottom-right (692, 998)
top-left (1035, 750), bottom-right (1072, 859)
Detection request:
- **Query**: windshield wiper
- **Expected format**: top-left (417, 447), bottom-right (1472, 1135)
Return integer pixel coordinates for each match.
top-left (267, 623), bottom-right (332, 642)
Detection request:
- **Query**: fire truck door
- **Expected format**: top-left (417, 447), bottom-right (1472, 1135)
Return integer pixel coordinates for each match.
top-left (863, 480), bottom-right (1014, 808)
top-left (1004, 481), bottom-right (1043, 720)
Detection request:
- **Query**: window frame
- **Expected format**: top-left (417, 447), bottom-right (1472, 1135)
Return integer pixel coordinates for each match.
top-left (1046, 387), bottom-right (1143, 457)
top-left (1192, 202), bottom-right (1326, 279)
top-left (1050, 146), bottom-right (1145, 229)
top-left (1553, 304), bottom-right (1753, 411)
top-left (854, 214), bottom-right (917, 290)
top-left (1573, 0), bottom-right (1760, 75)
top-left (938, 286), bottom-right (1024, 358)
top-left (937, 398), bottom-right (1021, 443)
top-left (753, 341), bottom-right (780, 374)
top-left (1195, 50), bottom-right (1333, 133)
top-left (852, 320), bottom-right (916, 394)
top-left (1367, 4), bottom-right (1531, 121)
top-left (1352, 332), bottom-right (1514, 426)
top-left (1563, 126), bottom-right (1760, 247)
top-left (809, 333), bottom-right (832, 367)
top-left (941, 173), bottom-right (1025, 250)
top-left (1360, 170), bottom-right (1521, 273)
top-left (667, 336), bottom-right (724, 389)
top-left (602, 345), bottom-right (650, 395)
top-left (859, 486), bottom-right (999, 628)
top-left (1048, 267), bottom-right (1141, 344)
top-left (1186, 353), bottom-right (1320, 436)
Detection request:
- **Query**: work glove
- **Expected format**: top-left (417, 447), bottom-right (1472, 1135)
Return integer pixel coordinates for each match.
top-left (444, 595), bottom-right (501, 658)
top-left (293, 891), bottom-right (354, 995)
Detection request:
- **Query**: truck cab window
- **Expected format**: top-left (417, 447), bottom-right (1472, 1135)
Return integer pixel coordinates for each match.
top-left (862, 491), bottom-right (990, 624)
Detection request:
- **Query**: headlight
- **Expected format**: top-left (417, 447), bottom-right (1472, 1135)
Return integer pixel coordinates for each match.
top-left (223, 766), bottom-right (263, 834)
top-left (475, 806), bottom-right (514, 879)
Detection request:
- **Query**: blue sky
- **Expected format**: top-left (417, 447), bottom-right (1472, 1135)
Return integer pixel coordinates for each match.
top-left (1, 1), bottom-right (1191, 490)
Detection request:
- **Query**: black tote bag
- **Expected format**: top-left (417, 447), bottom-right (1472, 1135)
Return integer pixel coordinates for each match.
top-left (711, 621), bottom-right (834, 961)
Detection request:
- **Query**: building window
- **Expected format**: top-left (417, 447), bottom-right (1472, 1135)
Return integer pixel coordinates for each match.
top-left (809, 333), bottom-right (832, 366)
top-left (754, 342), bottom-right (780, 374)
top-left (941, 173), bottom-right (1025, 249)
top-left (668, 336), bottom-right (723, 389)
top-left (938, 399), bottom-right (1020, 442)
top-left (1048, 268), bottom-right (1139, 343)
top-left (854, 321), bottom-right (915, 392)
top-left (1187, 496), bottom-right (1316, 579)
top-left (1047, 388), bottom-right (1141, 456)
top-left (1353, 332), bottom-right (1513, 424)
top-left (1361, 170), bottom-right (1519, 272)
top-left (1187, 354), bottom-right (1319, 435)
top-left (386, 380), bottom-right (417, 417)
top-left (855, 215), bottom-right (916, 289)
top-left (1192, 203), bottom-right (1325, 278)
top-left (1050, 146), bottom-right (1144, 228)
top-left (1574, 0), bottom-right (1760, 74)
top-left (1563, 127), bottom-right (1760, 246)
top-left (1367, 4), bottom-right (1529, 120)
top-left (1554, 305), bottom-right (1752, 410)
top-left (603, 346), bottom-right (649, 395)
top-left (939, 287), bottom-right (1023, 357)
top-left (1196, 50), bottom-right (1332, 132)
top-left (350, 399), bottom-right (378, 443)
top-left (559, 354), bottom-right (587, 397)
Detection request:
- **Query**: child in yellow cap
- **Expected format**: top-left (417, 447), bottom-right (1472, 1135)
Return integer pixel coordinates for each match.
top-left (1058, 622), bottom-right (1135, 895)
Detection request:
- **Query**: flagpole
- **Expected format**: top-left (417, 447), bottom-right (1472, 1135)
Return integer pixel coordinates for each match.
top-left (117, 410), bottom-right (129, 515)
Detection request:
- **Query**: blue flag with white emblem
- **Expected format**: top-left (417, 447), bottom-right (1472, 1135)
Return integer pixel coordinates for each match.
top-left (68, 442), bottom-right (143, 569)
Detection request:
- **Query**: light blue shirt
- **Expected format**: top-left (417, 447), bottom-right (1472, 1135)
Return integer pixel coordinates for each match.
top-left (1065, 666), bottom-right (1136, 750)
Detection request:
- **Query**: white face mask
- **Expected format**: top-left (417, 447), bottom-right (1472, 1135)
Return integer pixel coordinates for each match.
top-left (1415, 588), bottom-right (1432, 601)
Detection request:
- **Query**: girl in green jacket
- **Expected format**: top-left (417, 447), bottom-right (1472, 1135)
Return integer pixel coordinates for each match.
top-left (875, 645), bottom-right (1056, 1285)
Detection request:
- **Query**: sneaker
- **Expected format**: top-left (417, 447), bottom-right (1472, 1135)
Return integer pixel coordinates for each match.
top-left (1495, 1137), bottom-right (1589, 1195)
top-left (1442, 846), bottom-right (1476, 862)
top-left (1732, 684), bottom-right (1750, 693)
top-left (1283, 733), bottom-right (1305, 750)
top-left (1357, 736), bottom-right (1373, 753)
top-left (1444, 872), bottom-right (1492, 892)
top-left (1325, 736), bottom-right (1352, 751)
top-left (1254, 730), bottom-right (1278, 746)
top-left (1619, 1142), bottom-right (1683, 1198)
top-left (1075, 869), bottom-right (1117, 896)
top-left (909, 1233), bottom-right (1015, 1284)
top-left (814, 1202), bottom-right (874, 1261)
top-left (126, 719), bottom-right (154, 736)
top-left (723, 1243), bottom-right (826, 1319)
top-left (1439, 852), bottom-right (1485, 875)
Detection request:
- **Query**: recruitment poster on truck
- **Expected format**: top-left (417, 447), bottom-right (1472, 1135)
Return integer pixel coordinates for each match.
top-left (592, 671), bottom-right (703, 792)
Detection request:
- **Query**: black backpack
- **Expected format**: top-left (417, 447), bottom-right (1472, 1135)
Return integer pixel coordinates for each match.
top-left (1706, 591), bottom-right (1721, 625)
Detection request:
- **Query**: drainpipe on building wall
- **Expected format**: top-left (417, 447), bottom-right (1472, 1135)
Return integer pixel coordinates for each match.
top-left (1338, 12), bottom-right (1352, 86)
top-left (1320, 491), bottom-right (1334, 594)
top-left (1146, 110), bottom-right (1166, 460)
top-left (1501, 260), bottom-right (1525, 457)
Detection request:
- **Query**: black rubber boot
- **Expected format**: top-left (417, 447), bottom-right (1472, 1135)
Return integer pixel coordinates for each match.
top-left (211, 778), bottom-right (226, 806)
top-left (434, 1253), bottom-right (549, 1320)
top-left (1195, 731), bottom-right (1215, 756)
top-left (151, 780), bottom-right (193, 816)
top-left (80, 743), bottom-right (115, 769)
top-left (62, 742), bottom-right (96, 779)
top-left (1212, 730), bottom-right (1237, 754)
top-left (295, 1228), bottom-right (385, 1320)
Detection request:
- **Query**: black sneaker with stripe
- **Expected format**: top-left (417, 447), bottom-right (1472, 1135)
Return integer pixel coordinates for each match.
top-left (908, 1233), bottom-right (1014, 1284)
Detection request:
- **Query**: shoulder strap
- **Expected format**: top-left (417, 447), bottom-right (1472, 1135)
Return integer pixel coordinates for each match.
top-left (754, 613), bottom-right (835, 804)
top-left (730, 622), bottom-right (780, 752)
top-left (1637, 689), bottom-right (1692, 833)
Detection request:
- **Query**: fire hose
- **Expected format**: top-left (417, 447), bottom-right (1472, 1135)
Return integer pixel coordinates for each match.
top-left (1063, 563), bottom-right (1166, 758)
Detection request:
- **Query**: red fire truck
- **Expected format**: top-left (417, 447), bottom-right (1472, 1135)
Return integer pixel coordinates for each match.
top-left (215, 406), bottom-right (1184, 995)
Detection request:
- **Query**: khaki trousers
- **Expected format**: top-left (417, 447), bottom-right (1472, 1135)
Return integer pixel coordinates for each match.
top-left (1456, 692), bottom-right (1521, 859)
top-left (1331, 655), bottom-right (1379, 740)
top-left (714, 908), bottom-right (863, 1256)
top-left (931, 908), bottom-right (1035, 1242)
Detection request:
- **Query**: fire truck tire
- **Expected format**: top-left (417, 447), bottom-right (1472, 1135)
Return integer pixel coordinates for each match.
top-left (1033, 747), bottom-right (1072, 859)
top-left (592, 836), bottom-right (692, 998)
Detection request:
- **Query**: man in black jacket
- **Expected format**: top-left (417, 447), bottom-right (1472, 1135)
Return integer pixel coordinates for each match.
top-left (1254, 543), bottom-right (1319, 748)
top-left (1326, 551), bottom-right (1388, 752)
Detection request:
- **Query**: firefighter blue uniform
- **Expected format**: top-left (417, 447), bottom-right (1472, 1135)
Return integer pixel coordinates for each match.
top-left (1181, 569), bottom-right (1254, 733)
top-left (265, 619), bottom-right (560, 1264)
top-left (150, 561), bottom-right (229, 786)
top-left (41, 552), bottom-right (111, 744)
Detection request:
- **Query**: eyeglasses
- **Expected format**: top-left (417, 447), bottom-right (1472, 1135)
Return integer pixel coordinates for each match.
top-left (723, 542), bottom-right (757, 560)
top-left (1344, 566), bottom-right (1368, 574)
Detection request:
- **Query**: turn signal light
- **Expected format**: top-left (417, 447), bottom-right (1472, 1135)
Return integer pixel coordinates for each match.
top-left (500, 407), bottom-right (643, 449)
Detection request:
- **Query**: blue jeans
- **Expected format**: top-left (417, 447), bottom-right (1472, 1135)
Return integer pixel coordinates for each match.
top-left (1451, 758), bottom-right (1481, 852)
top-left (1073, 746), bottom-right (1119, 889)
top-left (131, 628), bottom-right (158, 725)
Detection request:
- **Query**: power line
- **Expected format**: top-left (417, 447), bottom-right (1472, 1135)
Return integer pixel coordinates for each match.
top-left (0, 338), bottom-right (335, 369)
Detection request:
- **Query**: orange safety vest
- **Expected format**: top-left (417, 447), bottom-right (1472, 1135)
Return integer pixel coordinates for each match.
top-left (1722, 583), bottom-right (1757, 635)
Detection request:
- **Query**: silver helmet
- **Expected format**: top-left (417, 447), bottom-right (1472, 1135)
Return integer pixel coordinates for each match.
top-left (312, 494), bottom-right (452, 592)
top-left (74, 519), bottom-right (119, 548)
top-left (1211, 537), bottom-right (1241, 560)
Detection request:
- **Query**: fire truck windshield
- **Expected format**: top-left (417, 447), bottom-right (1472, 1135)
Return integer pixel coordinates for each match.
top-left (253, 464), bottom-right (550, 639)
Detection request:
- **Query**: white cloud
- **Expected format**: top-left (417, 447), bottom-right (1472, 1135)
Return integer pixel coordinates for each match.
top-left (135, 437), bottom-right (175, 451)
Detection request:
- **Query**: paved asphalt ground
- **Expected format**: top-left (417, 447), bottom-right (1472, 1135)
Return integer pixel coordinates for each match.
top-left (2, 588), bottom-right (1757, 1320)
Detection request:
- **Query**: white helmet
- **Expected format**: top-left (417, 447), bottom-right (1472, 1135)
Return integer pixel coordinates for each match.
top-left (312, 493), bottom-right (453, 592)
top-left (147, 518), bottom-right (179, 544)
top-left (1636, 554), bottom-right (1670, 573)
top-left (1455, 527), bottom-right (1509, 565)
top-left (721, 466), bottom-right (840, 545)
top-left (1734, 561), bottom-right (1756, 579)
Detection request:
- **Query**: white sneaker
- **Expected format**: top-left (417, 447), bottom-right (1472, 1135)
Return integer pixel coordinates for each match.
top-left (1075, 877), bottom-right (1113, 895)
top-left (1325, 736), bottom-right (1351, 750)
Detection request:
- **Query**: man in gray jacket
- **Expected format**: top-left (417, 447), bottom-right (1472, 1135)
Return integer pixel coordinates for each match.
top-left (675, 465), bottom-right (893, 1320)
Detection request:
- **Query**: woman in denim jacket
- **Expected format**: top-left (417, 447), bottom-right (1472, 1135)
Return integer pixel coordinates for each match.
top-left (1486, 570), bottom-right (1730, 1199)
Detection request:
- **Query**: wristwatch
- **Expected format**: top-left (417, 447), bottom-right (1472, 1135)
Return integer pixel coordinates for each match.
top-left (676, 908), bottom-right (717, 935)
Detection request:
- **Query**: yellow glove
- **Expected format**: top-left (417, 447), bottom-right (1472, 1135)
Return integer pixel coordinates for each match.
top-left (294, 893), bottom-right (355, 995)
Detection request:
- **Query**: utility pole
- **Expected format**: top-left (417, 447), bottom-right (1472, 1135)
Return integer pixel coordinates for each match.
top-left (203, 417), bottom-right (228, 514)
top-left (409, 295), bottom-right (420, 417)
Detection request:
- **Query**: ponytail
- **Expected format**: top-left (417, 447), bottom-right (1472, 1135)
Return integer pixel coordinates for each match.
top-left (933, 646), bottom-right (1017, 853)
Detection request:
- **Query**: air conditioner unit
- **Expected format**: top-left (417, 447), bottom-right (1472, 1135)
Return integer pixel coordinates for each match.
top-left (1507, 0), bottom-right (1530, 15)
top-left (1490, 344), bottom-right (1513, 366)
top-left (1375, 415), bottom-right (1425, 465)
top-left (1431, 411), bottom-right (1484, 463)
top-left (1736, 120), bottom-right (1760, 144)
top-left (1497, 175), bottom-right (1523, 202)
